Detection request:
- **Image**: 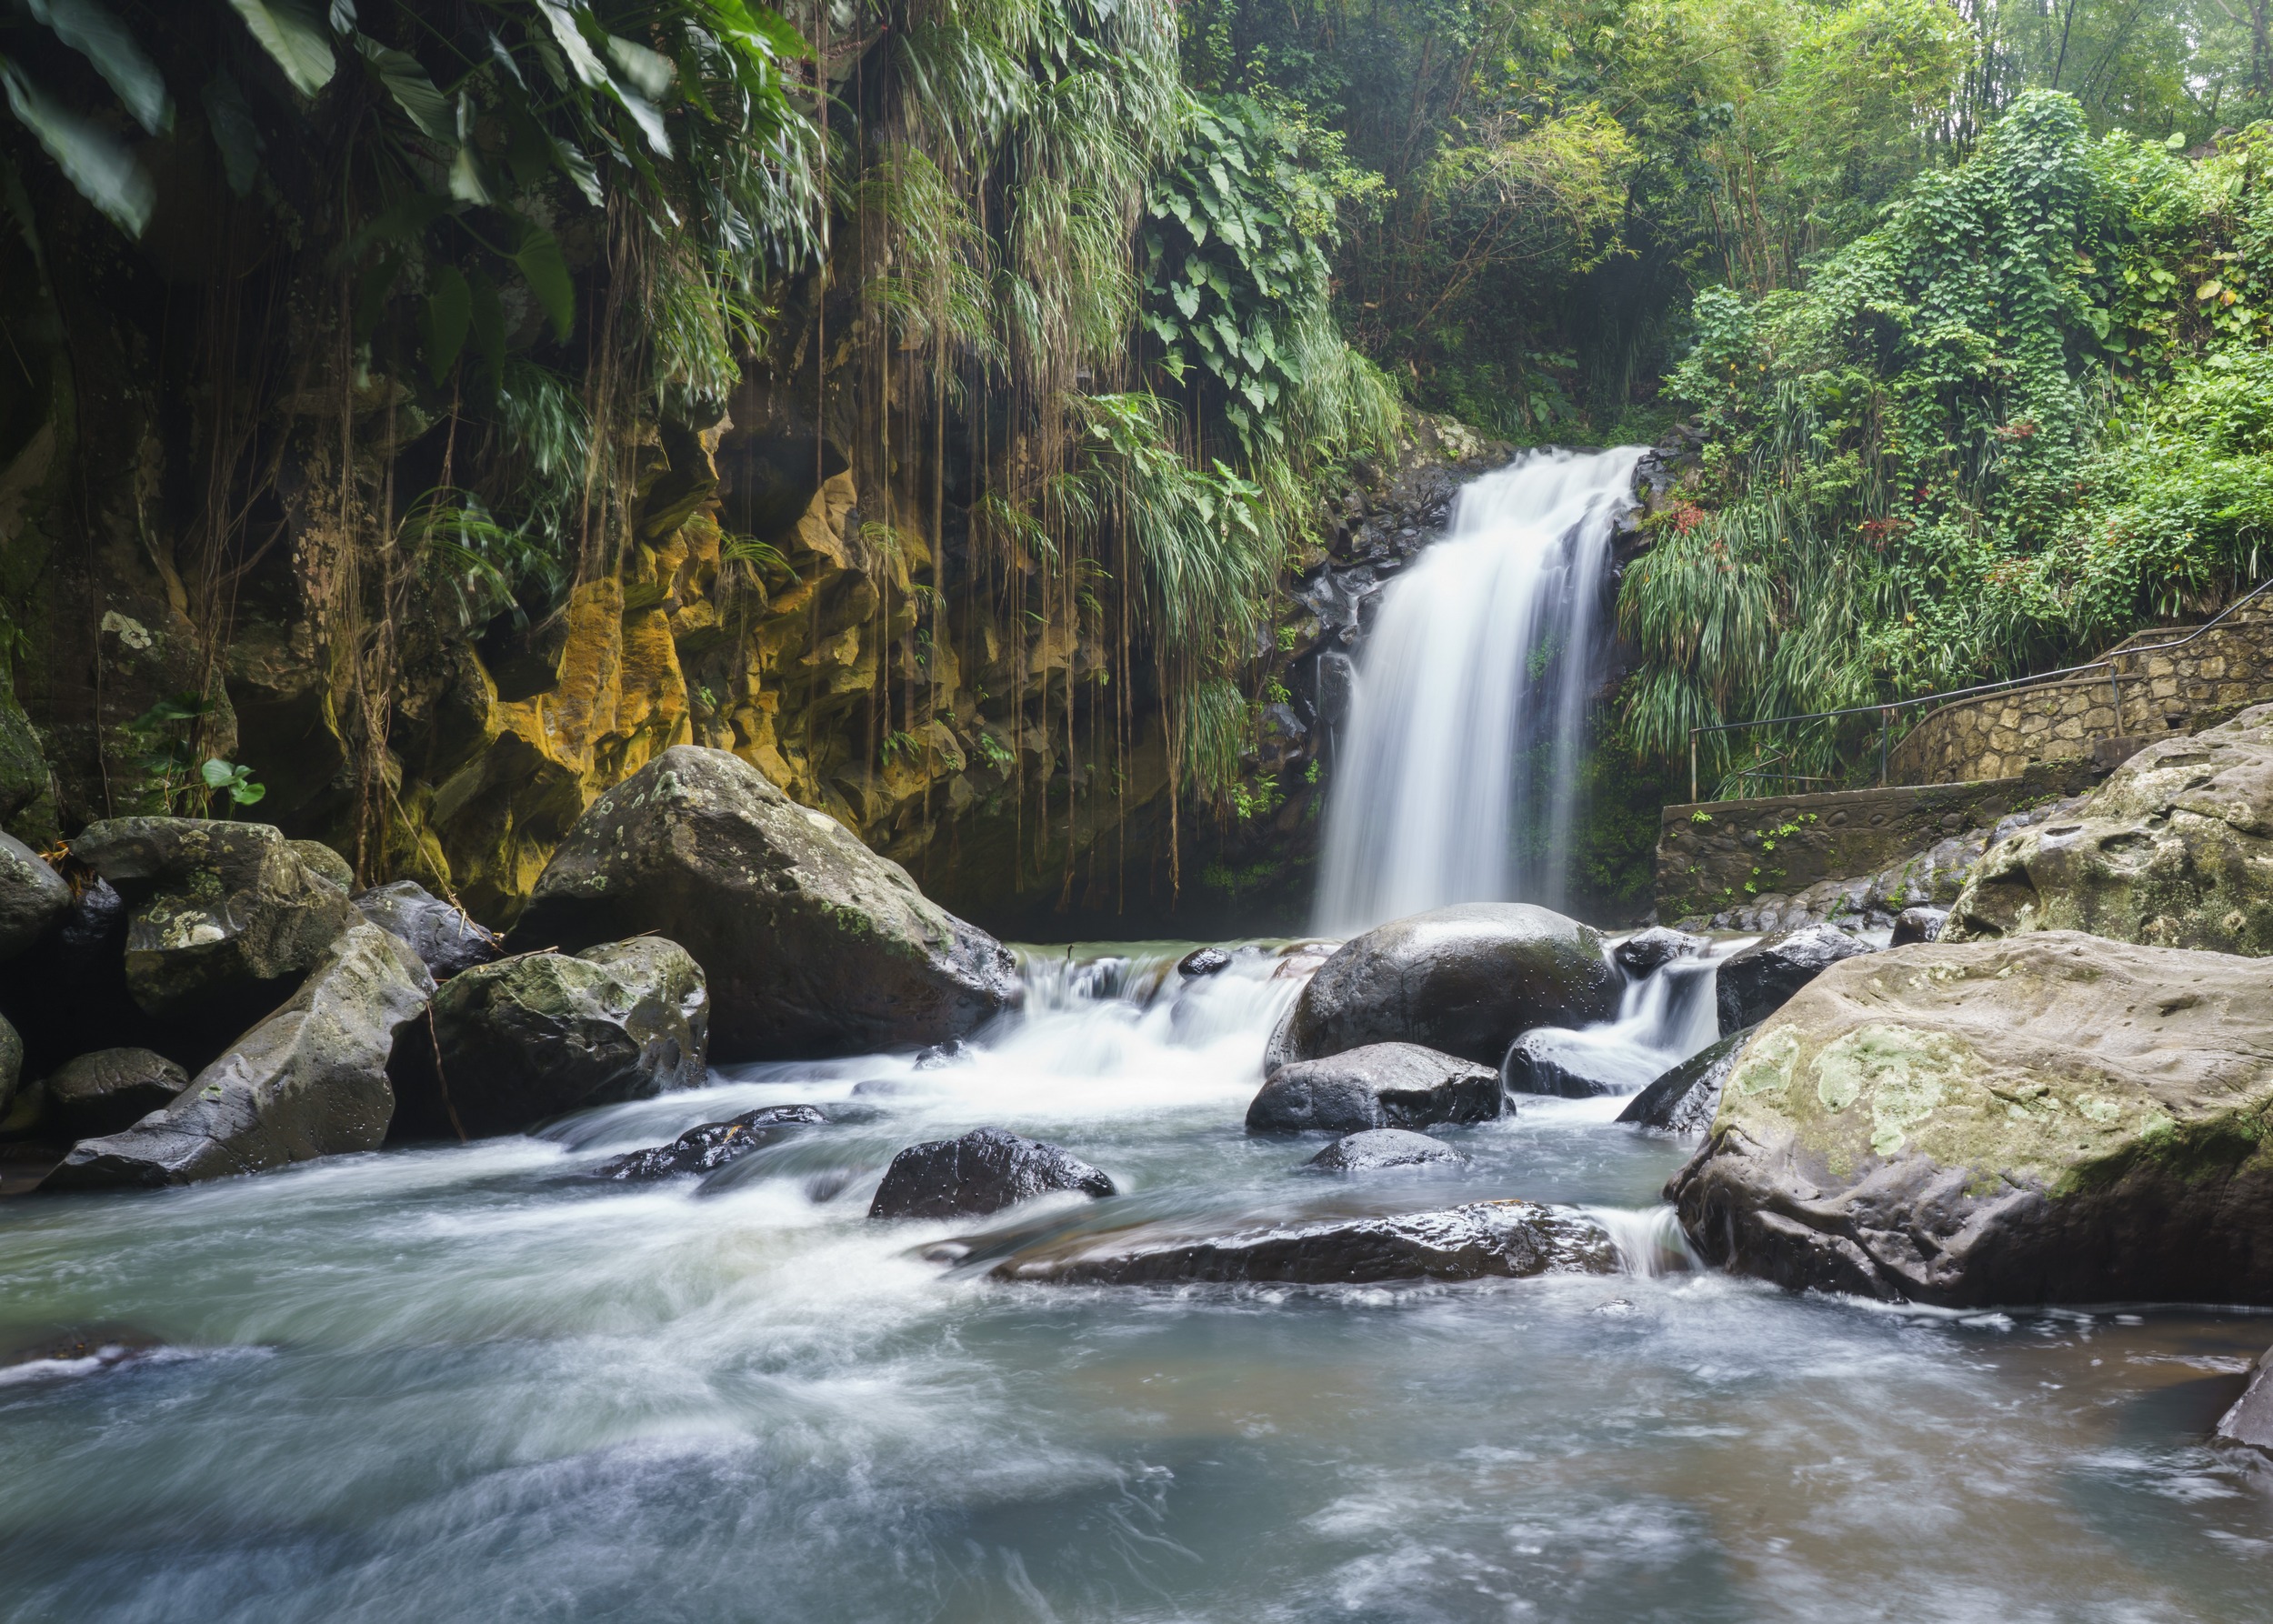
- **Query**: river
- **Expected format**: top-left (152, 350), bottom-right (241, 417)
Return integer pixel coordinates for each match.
top-left (3, 944), bottom-right (2268, 1622)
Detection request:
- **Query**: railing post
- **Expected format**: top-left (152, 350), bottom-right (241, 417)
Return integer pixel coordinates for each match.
top-left (1689, 731), bottom-right (1698, 806)
top-left (2108, 658), bottom-right (2124, 738)
top-left (1878, 708), bottom-right (1889, 787)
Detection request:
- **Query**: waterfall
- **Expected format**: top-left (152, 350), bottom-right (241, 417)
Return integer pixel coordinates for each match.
top-left (1314, 446), bottom-right (1646, 936)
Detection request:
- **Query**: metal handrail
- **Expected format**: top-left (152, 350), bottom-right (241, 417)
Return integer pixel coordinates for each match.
top-left (1686, 575), bottom-right (2273, 803)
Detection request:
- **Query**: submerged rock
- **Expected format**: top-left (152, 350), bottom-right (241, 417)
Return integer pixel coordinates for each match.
top-left (1267, 903), bottom-right (1621, 1069)
top-left (1302, 1128), bottom-right (1467, 1174)
top-left (1247, 1042), bottom-right (1500, 1135)
top-left (1714, 924), bottom-right (1875, 1030)
top-left (989, 1199), bottom-right (1616, 1286)
top-left (1617, 1029), bottom-right (1752, 1134)
top-left (404, 938), bottom-right (709, 1139)
top-left (0, 834), bottom-right (69, 963)
top-left (1945, 707), bottom-right (2273, 955)
top-left (1667, 932), bottom-right (2273, 1306)
top-left (44, 1048), bottom-right (190, 1139)
top-left (868, 1126), bottom-right (1116, 1220)
top-left (42, 922), bottom-right (433, 1190)
top-left (593, 1103), bottom-right (826, 1179)
top-left (353, 881), bottom-right (502, 979)
top-left (70, 818), bottom-right (354, 1021)
top-left (509, 747), bottom-right (1018, 1059)
top-left (1613, 927), bottom-right (1707, 978)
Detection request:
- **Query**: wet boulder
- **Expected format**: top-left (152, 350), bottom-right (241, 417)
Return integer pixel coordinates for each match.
top-left (352, 881), bottom-right (502, 979)
top-left (44, 1048), bottom-right (189, 1139)
top-left (41, 922), bottom-right (434, 1190)
top-left (1303, 1128), bottom-right (1467, 1174)
top-left (1178, 947), bottom-right (1231, 977)
top-left (69, 818), bottom-right (354, 1022)
top-left (1247, 1042), bottom-right (1500, 1135)
top-left (868, 1126), bottom-right (1115, 1220)
top-left (1891, 907), bottom-right (1948, 947)
top-left (1945, 707), bottom-right (2273, 955)
top-left (593, 1103), bottom-right (826, 1180)
top-left (2216, 1344), bottom-right (2273, 1451)
top-left (0, 833), bottom-right (69, 962)
top-left (989, 1200), bottom-right (1616, 1286)
top-left (405, 938), bottom-right (709, 1139)
top-left (1714, 924), bottom-right (1875, 1030)
top-left (1667, 932), bottom-right (2273, 1307)
top-left (1614, 927), bottom-right (1707, 979)
top-left (1266, 903), bottom-right (1621, 1070)
top-left (509, 747), bottom-right (1018, 1059)
top-left (0, 1013), bottom-right (20, 1122)
top-left (1617, 1029), bottom-right (1751, 1134)
top-left (1501, 1028), bottom-right (1671, 1098)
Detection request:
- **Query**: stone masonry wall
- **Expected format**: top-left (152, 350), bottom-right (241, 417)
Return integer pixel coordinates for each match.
top-left (1888, 606), bottom-right (2273, 785)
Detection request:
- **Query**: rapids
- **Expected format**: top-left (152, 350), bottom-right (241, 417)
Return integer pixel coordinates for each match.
top-left (3, 946), bottom-right (2269, 1622)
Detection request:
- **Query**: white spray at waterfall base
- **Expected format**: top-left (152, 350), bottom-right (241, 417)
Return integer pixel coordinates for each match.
top-left (1315, 446), bottom-right (1647, 935)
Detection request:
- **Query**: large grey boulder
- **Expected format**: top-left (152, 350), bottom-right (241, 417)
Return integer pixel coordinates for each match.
top-left (41, 922), bottom-right (434, 1189)
top-left (508, 747), bottom-right (1018, 1059)
top-left (353, 880), bottom-right (502, 979)
top-left (868, 1127), bottom-right (1115, 1219)
top-left (1246, 1042), bottom-right (1500, 1135)
top-left (0, 833), bottom-right (69, 962)
top-left (1945, 706), bottom-right (2273, 955)
top-left (988, 1200), bottom-right (1616, 1286)
top-left (45, 1048), bottom-right (189, 1138)
top-left (406, 938), bottom-right (709, 1139)
top-left (69, 818), bottom-right (354, 1019)
top-left (1265, 903), bottom-right (1622, 1070)
top-left (1715, 924), bottom-right (1875, 1030)
top-left (1667, 932), bottom-right (2273, 1306)
top-left (1617, 1029), bottom-right (1751, 1134)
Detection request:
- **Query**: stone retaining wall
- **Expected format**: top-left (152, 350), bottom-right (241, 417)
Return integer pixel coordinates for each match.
top-left (1655, 763), bottom-right (2095, 923)
top-left (1888, 606), bottom-right (2273, 785)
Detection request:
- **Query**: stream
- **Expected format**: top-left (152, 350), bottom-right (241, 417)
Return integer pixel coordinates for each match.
top-left (4, 944), bottom-right (2270, 1622)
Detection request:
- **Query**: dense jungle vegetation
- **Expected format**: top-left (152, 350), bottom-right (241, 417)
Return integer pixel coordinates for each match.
top-left (0, 0), bottom-right (2266, 917)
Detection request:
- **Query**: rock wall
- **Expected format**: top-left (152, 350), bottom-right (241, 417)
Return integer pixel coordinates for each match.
top-left (1887, 606), bottom-right (2273, 785)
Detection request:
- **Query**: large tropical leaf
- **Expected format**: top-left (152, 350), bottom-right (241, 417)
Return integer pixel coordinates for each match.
top-left (355, 35), bottom-right (450, 142)
top-left (25, 0), bottom-right (170, 134)
top-left (201, 70), bottom-right (263, 195)
top-left (226, 0), bottom-right (336, 98)
top-left (511, 223), bottom-right (576, 340)
top-left (0, 59), bottom-right (152, 236)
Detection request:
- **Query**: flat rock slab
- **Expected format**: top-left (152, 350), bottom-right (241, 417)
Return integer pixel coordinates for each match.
top-left (594, 1104), bottom-right (827, 1179)
top-left (1247, 1042), bottom-right (1500, 1135)
top-left (989, 1199), bottom-right (1616, 1286)
top-left (1668, 932), bottom-right (2273, 1306)
top-left (869, 1126), bottom-right (1115, 1220)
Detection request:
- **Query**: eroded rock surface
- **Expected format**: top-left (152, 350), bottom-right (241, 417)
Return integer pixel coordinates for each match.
top-left (42, 922), bottom-right (433, 1189)
top-left (1247, 1042), bottom-right (1499, 1135)
top-left (1266, 903), bottom-right (1620, 1069)
top-left (353, 881), bottom-right (502, 979)
top-left (868, 1126), bottom-right (1115, 1219)
top-left (1667, 932), bottom-right (2273, 1305)
top-left (45, 1048), bottom-right (189, 1139)
top-left (510, 747), bottom-right (1017, 1058)
top-left (1946, 706), bottom-right (2273, 954)
top-left (989, 1200), bottom-right (1616, 1286)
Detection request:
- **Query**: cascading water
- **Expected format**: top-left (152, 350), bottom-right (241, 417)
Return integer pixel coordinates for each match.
top-left (1315, 446), bottom-right (1647, 935)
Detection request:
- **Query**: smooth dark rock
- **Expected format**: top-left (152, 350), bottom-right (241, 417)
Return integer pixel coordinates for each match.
top-left (1668, 933), bottom-right (2273, 1306)
top-left (1267, 903), bottom-right (1622, 1069)
top-left (2217, 1344), bottom-right (2273, 1450)
top-left (0, 1013), bottom-right (20, 1123)
top-left (400, 937), bottom-right (709, 1139)
top-left (914, 1038), bottom-right (974, 1070)
top-left (1303, 1128), bottom-right (1466, 1174)
top-left (42, 922), bottom-right (434, 1190)
top-left (1247, 1042), bottom-right (1500, 1135)
top-left (1613, 927), bottom-right (1707, 978)
top-left (70, 817), bottom-right (354, 1022)
top-left (44, 1048), bottom-right (189, 1138)
top-left (1617, 1029), bottom-right (1751, 1133)
top-left (1714, 924), bottom-right (1875, 1031)
top-left (353, 881), bottom-right (502, 979)
top-left (0, 833), bottom-right (69, 963)
top-left (868, 1127), bottom-right (1115, 1220)
top-left (509, 747), bottom-right (1018, 1060)
top-left (989, 1200), bottom-right (1616, 1286)
top-left (1891, 906), bottom-right (1948, 947)
top-left (1178, 947), bottom-right (1232, 977)
top-left (593, 1104), bottom-right (826, 1179)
